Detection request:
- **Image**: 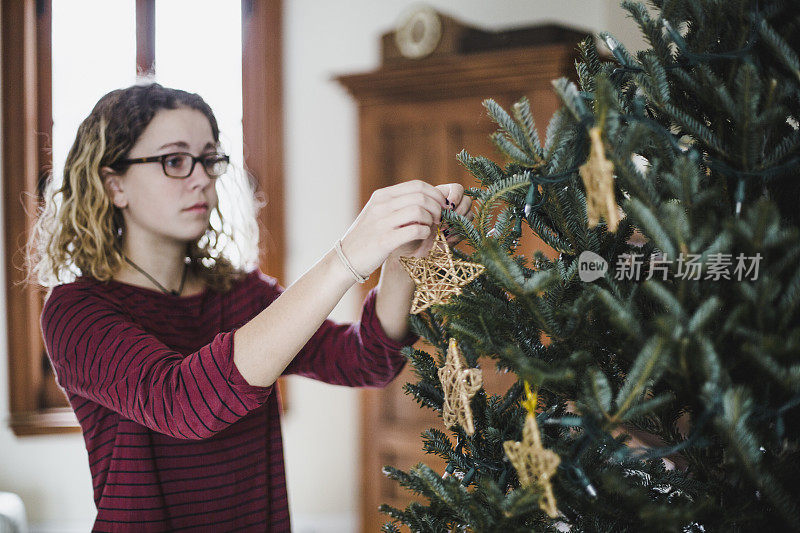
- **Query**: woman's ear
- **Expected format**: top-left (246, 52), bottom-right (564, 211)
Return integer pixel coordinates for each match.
top-left (101, 166), bottom-right (127, 209)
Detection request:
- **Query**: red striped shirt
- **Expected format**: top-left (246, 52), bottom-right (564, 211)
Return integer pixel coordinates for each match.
top-left (40, 269), bottom-right (417, 532)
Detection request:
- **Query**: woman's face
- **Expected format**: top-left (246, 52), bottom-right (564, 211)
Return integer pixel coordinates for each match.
top-left (104, 107), bottom-right (220, 247)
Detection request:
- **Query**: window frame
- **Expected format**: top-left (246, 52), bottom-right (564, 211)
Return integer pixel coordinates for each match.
top-left (1, 0), bottom-right (285, 436)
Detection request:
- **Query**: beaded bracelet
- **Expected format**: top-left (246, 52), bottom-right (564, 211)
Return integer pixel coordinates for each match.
top-left (334, 239), bottom-right (369, 283)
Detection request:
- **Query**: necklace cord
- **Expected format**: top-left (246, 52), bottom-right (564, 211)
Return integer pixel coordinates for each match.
top-left (123, 255), bottom-right (188, 296)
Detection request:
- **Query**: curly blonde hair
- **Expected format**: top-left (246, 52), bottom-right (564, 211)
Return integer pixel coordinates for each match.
top-left (25, 83), bottom-right (265, 294)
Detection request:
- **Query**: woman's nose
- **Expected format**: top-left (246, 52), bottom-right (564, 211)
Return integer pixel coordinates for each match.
top-left (187, 161), bottom-right (214, 188)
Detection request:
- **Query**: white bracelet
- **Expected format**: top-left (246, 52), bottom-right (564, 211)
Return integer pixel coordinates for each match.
top-left (334, 239), bottom-right (369, 283)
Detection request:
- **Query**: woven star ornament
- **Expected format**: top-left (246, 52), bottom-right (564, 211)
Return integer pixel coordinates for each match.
top-left (398, 227), bottom-right (485, 314)
top-left (579, 126), bottom-right (620, 232)
top-left (438, 338), bottom-right (483, 436)
top-left (503, 412), bottom-right (561, 518)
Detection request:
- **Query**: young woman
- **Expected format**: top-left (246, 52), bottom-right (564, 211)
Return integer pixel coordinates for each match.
top-left (26, 82), bottom-right (473, 532)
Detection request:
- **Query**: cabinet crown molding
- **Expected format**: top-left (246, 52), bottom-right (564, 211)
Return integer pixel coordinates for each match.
top-left (337, 43), bottom-right (581, 104)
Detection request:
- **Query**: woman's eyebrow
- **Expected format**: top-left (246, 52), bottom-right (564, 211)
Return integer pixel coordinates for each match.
top-left (156, 141), bottom-right (216, 151)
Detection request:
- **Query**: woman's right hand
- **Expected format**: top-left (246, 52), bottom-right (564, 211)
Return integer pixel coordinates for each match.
top-left (338, 180), bottom-right (449, 278)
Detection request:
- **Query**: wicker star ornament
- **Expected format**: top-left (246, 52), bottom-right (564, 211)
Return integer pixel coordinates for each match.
top-left (398, 227), bottom-right (485, 314)
top-left (438, 338), bottom-right (483, 436)
top-left (579, 126), bottom-right (620, 232)
top-left (503, 384), bottom-right (561, 518)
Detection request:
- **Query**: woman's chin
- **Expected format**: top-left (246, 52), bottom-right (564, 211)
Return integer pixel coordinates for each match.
top-left (175, 227), bottom-right (211, 244)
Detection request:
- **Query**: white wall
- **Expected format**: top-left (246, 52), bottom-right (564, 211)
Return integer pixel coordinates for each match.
top-left (0, 2), bottom-right (644, 532)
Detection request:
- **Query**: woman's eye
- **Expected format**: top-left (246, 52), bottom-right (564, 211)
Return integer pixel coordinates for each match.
top-left (165, 155), bottom-right (185, 168)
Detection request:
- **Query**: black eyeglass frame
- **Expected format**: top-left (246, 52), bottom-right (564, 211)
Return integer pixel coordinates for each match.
top-left (114, 152), bottom-right (230, 179)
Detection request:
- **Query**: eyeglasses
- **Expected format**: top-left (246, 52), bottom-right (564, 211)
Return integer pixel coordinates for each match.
top-left (115, 152), bottom-right (230, 179)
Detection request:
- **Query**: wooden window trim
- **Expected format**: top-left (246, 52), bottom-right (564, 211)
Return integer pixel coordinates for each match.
top-left (242, 0), bottom-right (285, 285)
top-left (135, 0), bottom-right (155, 77)
top-left (1, 0), bottom-right (285, 436)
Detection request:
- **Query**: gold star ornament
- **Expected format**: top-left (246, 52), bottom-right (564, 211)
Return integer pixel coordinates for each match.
top-left (438, 338), bottom-right (483, 436)
top-left (503, 412), bottom-right (561, 518)
top-left (398, 227), bottom-right (485, 314)
top-left (579, 126), bottom-right (620, 233)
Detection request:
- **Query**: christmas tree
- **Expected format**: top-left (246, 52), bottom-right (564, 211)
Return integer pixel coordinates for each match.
top-left (381, 0), bottom-right (800, 531)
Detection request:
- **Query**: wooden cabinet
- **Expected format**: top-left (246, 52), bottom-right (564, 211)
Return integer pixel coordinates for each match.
top-left (337, 23), bottom-right (582, 532)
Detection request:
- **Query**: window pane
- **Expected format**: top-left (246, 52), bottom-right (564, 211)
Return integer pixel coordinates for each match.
top-left (155, 0), bottom-right (246, 266)
top-left (154, 0), bottom-right (243, 170)
top-left (51, 0), bottom-right (137, 188)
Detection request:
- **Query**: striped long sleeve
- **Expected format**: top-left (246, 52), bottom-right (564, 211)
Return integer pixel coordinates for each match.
top-left (251, 271), bottom-right (419, 386)
top-left (41, 285), bottom-right (273, 441)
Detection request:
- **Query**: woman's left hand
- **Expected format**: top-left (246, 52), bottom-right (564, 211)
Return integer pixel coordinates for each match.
top-left (390, 183), bottom-right (474, 259)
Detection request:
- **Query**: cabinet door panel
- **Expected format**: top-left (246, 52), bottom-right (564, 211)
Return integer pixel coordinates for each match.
top-left (381, 124), bottom-right (442, 184)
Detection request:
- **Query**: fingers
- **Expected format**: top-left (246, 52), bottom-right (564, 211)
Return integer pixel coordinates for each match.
top-left (371, 181), bottom-right (475, 248)
top-left (345, 182), bottom-right (450, 275)
top-left (439, 184), bottom-right (473, 223)
top-left (395, 222), bottom-right (431, 244)
top-left (451, 196), bottom-right (473, 217)
top-left (387, 192), bottom-right (445, 225)
top-left (438, 183), bottom-right (474, 245)
top-left (435, 183), bottom-right (462, 204)
top-left (436, 183), bottom-right (472, 213)
top-left (380, 179), bottom-right (448, 206)
top-left (386, 204), bottom-right (438, 230)
top-left (436, 183), bottom-right (465, 206)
